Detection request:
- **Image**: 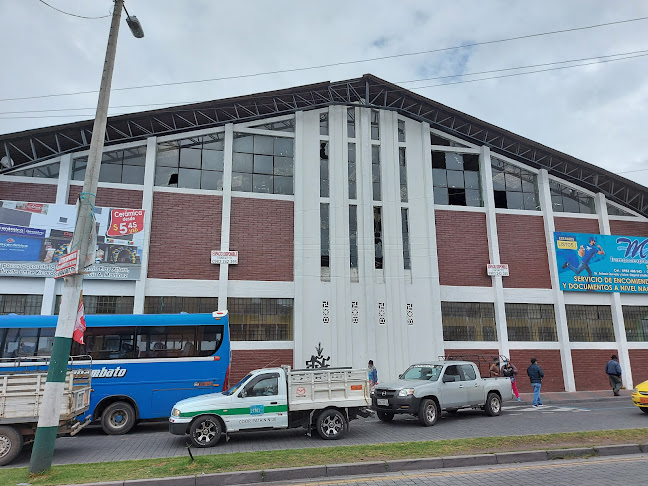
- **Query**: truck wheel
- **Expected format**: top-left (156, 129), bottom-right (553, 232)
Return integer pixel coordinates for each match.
top-left (418, 399), bottom-right (438, 426)
top-left (377, 411), bottom-right (394, 422)
top-left (0, 426), bottom-right (23, 466)
top-left (316, 409), bottom-right (347, 440)
top-left (484, 392), bottom-right (502, 416)
top-left (101, 401), bottom-right (136, 435)
top-left (190, 415), bottom-right (222, 448)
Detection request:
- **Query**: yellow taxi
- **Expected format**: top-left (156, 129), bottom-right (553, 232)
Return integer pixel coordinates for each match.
top-left (632, 380), bottom-right (648, 413)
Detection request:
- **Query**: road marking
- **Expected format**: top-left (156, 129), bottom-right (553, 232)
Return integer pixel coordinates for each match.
top-left (286, 456), bottom-right (648, 485)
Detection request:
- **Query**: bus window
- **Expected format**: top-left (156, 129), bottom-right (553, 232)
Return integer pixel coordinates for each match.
top-left (2, 328), bottom-right (20, 357)
top-left (197, 326), bottom-right (223, 356)
top-left (137, 326), bottom-right (197, 358)
top-left (70, 326), bottom-right (136, 360)
top-left (37, 328), bottom-right (55, 356)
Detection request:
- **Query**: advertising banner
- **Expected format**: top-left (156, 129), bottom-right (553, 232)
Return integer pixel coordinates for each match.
top-left (554, 231), bottom-right (648, 293)
top-left (0, 200), bottom-right (146, 280)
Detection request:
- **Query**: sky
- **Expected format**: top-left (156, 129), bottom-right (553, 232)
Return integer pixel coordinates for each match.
top-left (1, 0), bottom-right (647, 187)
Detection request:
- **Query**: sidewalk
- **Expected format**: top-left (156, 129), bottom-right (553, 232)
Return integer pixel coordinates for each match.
top-left (514, 388), bottom-right (633, 404)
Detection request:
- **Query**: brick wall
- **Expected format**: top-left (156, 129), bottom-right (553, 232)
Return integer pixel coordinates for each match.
top-left (148, 193), bottom-right (222, 280)
top-left (496, 214), bottom-right (551, 289)
top-left (436, 211), bottom-right (491, 287)
top-left (68, 186), bottom-right (143, 208)
top-left (629, 349), bottom-right (648, 386)
top-left (228, 198), bottom-right (294, 281)
top-left (509, 350), bottom-right (565, 392)
top-left (554, 217), bottom-right (599, 234)
top-left (609, 221), bottom-right (648, 238)
top-left (571, 349), bottom-right (618, 391)
top-left (0, 181), bottom-right (56, 203)
top-left (442, 348), bottom-right (499, 380)
top-left (230, 349), bottom-right (294, 383)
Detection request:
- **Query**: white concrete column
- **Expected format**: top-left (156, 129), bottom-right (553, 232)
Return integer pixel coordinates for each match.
top-left (595, 193), bottom-right (632, 388)
top-left (480, 146), bottom-right (509, 359)
top-left (538, 169), bottom-right (576, 391)
top-left (293, 111), bottom-right (305, 367)
top-left (217, 124), bottom-right (234, 311)
top-left (133, 136), bottom-right (157, 314)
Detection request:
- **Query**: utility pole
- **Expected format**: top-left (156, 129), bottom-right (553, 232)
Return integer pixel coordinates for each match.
top-left (29, 0), bottom-right (143, 474)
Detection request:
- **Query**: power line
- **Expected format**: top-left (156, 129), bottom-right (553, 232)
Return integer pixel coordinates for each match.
top-left (37, 0), bottom-right (111, 19)
top-left (2, 15), bottom-right (647, 103)
top-left (1, 48), bottom-right (646, 119)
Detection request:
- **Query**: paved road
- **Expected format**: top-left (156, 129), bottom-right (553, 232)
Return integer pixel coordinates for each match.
top-left (7, 399), bottom-right (647, 467)
top-left (264, 454), bottom-right (648, 486)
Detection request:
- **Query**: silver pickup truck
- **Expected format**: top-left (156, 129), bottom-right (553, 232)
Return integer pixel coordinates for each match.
top-left (371, 360), bottom-right (512, 426)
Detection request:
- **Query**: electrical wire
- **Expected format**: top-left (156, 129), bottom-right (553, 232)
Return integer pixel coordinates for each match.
top-left (37, 0), bottom-right (111, 19)
top-left (2, 15), bottom-right (647, 103)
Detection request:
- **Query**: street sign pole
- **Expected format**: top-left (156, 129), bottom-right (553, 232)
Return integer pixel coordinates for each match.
top-left (29, 0), bottom-right (124, 474)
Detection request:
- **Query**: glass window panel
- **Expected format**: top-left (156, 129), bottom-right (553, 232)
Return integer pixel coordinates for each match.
top-left (231, 172), bottom-right (252, 192)
top-left (398, 120), bottom-right (405, 142)
top-left (445, 153), bottom-right (463, 170)
top-left (347, 108), bottom-right (356, 138)
top-left (156, 146), bottom-right (179, 167)
top-left (99, 163), bottom-right (122, 183)
top-left (446, 170), bottom-right (465, 188)
top-left (122, 164), bottom-right (145, 185)
top-left (201, 170), bottom-right (223, 190)
top-left (123, 147), bottom-right (146, 166)
top-left (464, 171), bottom-right (480, 190)
top-left (462, 154), bottom-right (480, 172)
top-left (274, 138), bottom-right (294, 157)
top-left (551, 194), bottom-right (564, 212)
top-left (233, 134), bottom-right (254, 153)
top-left (562, 195), bottom-right (581, 213)
top-left (253, 174), bottom-right (273, 193)
top-left (254, 154), bottom-right (274, 174)
top-left (521, 178), bottom-right (535, 193)
top-left (232, 152), bottom-right (253, 173)
top-left (178, 168), bottom-right (201, 189)
top-left (433, 187), bottom-right (449, 205)
top-left (179, 147), bottom-right (202, 169)
top-left (579, 197), bottom-right (594, 214)
top-left (254, 135), bottom-right (274, 155)
top-left (430, 134), bottom-right (451, 146)
top-left (465, 189), bottom-right (482, 207)
top-left (320, 113), bottom-right (329, 136)
top-left (431, 151), bottom-right (446, 169)
top-left (492, 171), bottom-right (506, 191)
top-left (273, 176), bottom-right (293, 195)
top-left (523, 192), bottom-right (539, 211)
top-left (371, 110), bottom-right (379, 140)
top-left (506, 191), bottom-right (524, 210)
top-left (72, 159), bottom-right (87, 181)
top-left (202, 149), bottom-right (224, 171)
top-left (432, 168), bottom-right (447, 187)
top-left (274, 156), bottom-right (293, 176)
top-left (494, 190), bottom-right (508, 208)
top-left (155, 165), bottom-right (177, 186)
top-left (203, 137), bottom-right (224, 151)
top-left (504, 172), bottom-right (522, 191)
top-left (102, 151), bottom-right (122, 165)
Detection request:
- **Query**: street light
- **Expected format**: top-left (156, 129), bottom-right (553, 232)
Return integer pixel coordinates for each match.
top-left (29, 0), bottom-right (144, 474)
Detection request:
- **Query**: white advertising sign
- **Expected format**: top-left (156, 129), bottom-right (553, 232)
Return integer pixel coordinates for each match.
top-left (54, 250), bottom-right (79, 279)
top-left (211, 250), bottom-right (238, 264)
top-left (487, 264), bottom-right (509, 276)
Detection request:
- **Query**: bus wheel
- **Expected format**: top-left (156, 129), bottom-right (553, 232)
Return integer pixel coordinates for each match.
top-left (0, 426), bottom-right (23, 466)
top-left (190, 415), bottom-right (221, 448)
top-left (102, 401), bottom-right (136, 435)
top-left (316, 409), bottom-right (347, 440)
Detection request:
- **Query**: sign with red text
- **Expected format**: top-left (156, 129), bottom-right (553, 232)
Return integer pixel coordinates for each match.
top-left (54, 250), bottom-right (78, 279)
top-left (211, 250), bottom-right (238, 264)
top-left (107, 209), bottom-right (145, 237)
top-left (487, 264), bottom-right (509, 276)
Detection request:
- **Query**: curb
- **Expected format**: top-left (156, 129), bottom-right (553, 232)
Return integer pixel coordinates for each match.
top-left (64, 443), bottom-right (647, 486)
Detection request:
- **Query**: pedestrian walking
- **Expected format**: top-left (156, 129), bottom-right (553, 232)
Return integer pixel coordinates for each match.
top-left (527, 357), bottom-right (544, 407)
top-left (489, 357), bottom-right (500, 377)
top-left (500, 359), bottom-right (521, 401)
top-left (367, 359), bottom-right (378, 390)
top-left (605, 354), bottom-right (623, 396)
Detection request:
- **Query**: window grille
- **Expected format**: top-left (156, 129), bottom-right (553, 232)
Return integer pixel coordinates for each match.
top-left (505, 303), bottom-right (557, 341)
top-left (228, 298), bottom-right (294, 341)
top-left (565, 305), bottom-right (614, 342)
top-left (144, 297), bottom-right (218, 314)
top-left (442, 302), bottom-right (497, 341)
top-left (622, 306), bottom-right (648, 341)
top-left (56, 295), bottom-right (134, 315)
top-left (0, 294), bottom-right (43, 315)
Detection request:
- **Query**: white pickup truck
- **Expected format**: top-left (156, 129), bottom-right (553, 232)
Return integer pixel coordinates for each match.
top-left (169, 366), bottom-right (370, 447)
top-left (0, 356), bottom-right (92, 466)
top-left (371, 360), bottom-right (512, 426)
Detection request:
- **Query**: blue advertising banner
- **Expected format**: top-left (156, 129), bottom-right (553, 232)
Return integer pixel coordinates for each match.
top-left (554, 232), bottom-right (648, 293)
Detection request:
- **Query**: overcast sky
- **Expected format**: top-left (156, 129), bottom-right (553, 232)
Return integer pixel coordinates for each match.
top-left (1, 1), bottom-right (647, 188)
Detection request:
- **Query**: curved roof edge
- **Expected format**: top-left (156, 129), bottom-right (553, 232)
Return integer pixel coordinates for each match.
top-left (1, 74), bottom-right (646, 217)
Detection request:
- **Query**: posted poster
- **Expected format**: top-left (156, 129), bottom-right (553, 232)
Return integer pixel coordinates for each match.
top-left (554, 231), bottom-right (648, 293)
top-left (0, 200), bottom-right (145, 280)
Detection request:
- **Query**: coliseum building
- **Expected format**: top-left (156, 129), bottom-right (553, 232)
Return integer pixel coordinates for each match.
top-left (1, 74), bottom-right (647, 392)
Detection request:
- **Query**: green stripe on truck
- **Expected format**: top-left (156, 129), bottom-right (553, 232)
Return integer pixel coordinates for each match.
top-left (179, 404), bottom-right (288, 418)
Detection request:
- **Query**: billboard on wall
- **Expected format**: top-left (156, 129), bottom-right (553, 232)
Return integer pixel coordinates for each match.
top-left (0, 200), bottom-right (145, 280)
top-left (554, 231), bottom-right (648, 293)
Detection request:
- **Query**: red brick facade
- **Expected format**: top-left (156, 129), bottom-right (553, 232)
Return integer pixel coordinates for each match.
top-left (496, 214), bottom-right (551, 289)
top-left (68, 186), bottom-right (143, 208)
top-left (554, 217), bottom-right (599, 234)
top-left (147, 193), bottom-right (222, 280)
top-left (571, 349), bottom-right (618, 391)
top-left (629, 349), bottom-right (648, 386)
top-left (228, 198), bottom-right (294, 281)
top-left (230, 349), bottom-right (294, 383)
top-left (436, 211), bottom-right (491, 287)
top-left (442, 348), bottom-right (499, 379)
top-left (509, 350), bottom-right (564, 392)
top-left (0, 181), bottom-right (57, 203)
top-left (609, 221), bottom-right (648, 238)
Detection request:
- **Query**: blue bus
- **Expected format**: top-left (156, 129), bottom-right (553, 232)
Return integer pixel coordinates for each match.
top-left (0, 311), bottom-right (230, 434)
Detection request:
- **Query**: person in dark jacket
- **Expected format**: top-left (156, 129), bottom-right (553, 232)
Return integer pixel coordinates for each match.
top-left (527, 358), bottom-right (544, 407)
top-left (605, 354), bottom-right (622, 396)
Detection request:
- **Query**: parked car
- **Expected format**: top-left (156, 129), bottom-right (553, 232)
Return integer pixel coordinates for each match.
top-left (631, 379), bottom-right (648, 413)
top-left (371, 360), bottom-right (512, 426)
